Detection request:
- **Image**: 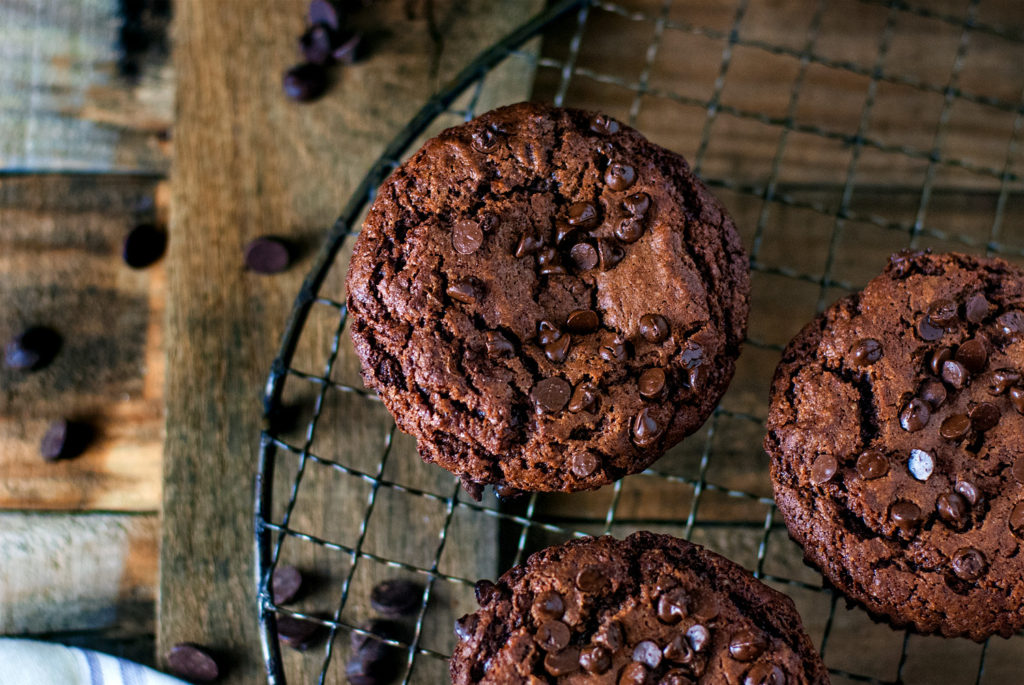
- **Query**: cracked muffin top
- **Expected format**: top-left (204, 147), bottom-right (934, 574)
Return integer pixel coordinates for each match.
top-left (345, 102), bottom-right (749, 495)
top-left (765, 250), bottom-right (1024, 640)
top-left (450, 532), bottom-right (829, 684)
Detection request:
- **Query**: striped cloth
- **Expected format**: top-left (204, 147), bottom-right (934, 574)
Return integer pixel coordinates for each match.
top-left (0, 639), bottom-right (189, 685)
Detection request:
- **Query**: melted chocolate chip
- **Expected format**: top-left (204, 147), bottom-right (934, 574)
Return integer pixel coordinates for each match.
top-left (930, 347), bottom-right (953, 376)
top-left (471, 127), bottom-right (499, 153)
top-left (955, 480), bottom-right (981, 505)
top-left (594, 621), bottom-right (624, 652)
top-left (555, 220), bottom-right (578, 245)
top-left (599, 332), bottom-right (628, 361)
top-left (568, 383), bottom-right (599, 413)
top-left (639, 314), bottom-right (669, 343)
top-left (1010, 501), bottom-right (1024, 537)
top-left (687, 625), bottom-right (711, 652)
top-left (851, 338), bottom-right (883, 367)
top-left (969, 402), bottom-right (1000, 432)
top-left (570, 242), bottom-right (599, 271)
top-left (639, 367), bottom-right (668, 400)
top-left (990, 369), bottom-right (1021, 395)
top-left (632, 641), bottom-right (662, 669)
top-left (536, 620), bottom-right (571, 652)
top-left (580, 645), bottom-right (612, 674)
top-left (656, 587), bottom-right (688, 623)
top-left (942, 360), bottom-right (969, 389)
top-left (533, 591), bottom-right (564, 619)
top-left (662, 634), bottom-right (694, 663)
top-left (660, 671), bottom-right (697, 685)
top-left (474, 579), bottom-right (504, 605)
top-left (619, 662), bottom-right (649, 685)
top-left (1010, 386), bottom-right (1024, 414)
top-left (920, 380), bottom-right (947, 408)
top-left (538, 320), bottom-right (562, 346)
top-left (566, 309), bottom-right (600, 333)
top-left (744, 663), bottom-right (786, 685)
top-left (900, 398), bottom-right (930, 432)
top-left (597, 239), bottom-right (625, 270)
top-left (956, 338), bottom-right (988, 374)
top-left (454, 613), bottom-right (477, 641)
top-left (936, 492), bottom-right (969, 528)
top-left (890, 500), bottom-right (922, 531)
top-left (575, 566), bottom-right (610, 593)
top-left (997, 310), bottom-right (1024, 339)
top-left (571, 452), bottom-right (599, 477)
top-left (680, 340), bottom-right (705, 369)
top-left (605, 162), bottom-right (637, 191)
top-left (532, 378), bottom-right (571, 413)
top-left (917, 316), bottom-right (945, 341)
top-left (615, 217), bottom-right (646, 244)
top-left (447, 277), bottom-right (483, 303)
top-left (538, 247), bottom-right (567, 276)
top-left (452, 220), bottom-right (484, 254)
top-left (632, 407), bottom-right (663, 447)
top-left (545, 646), bottom-right (581, 676)
top-left (856, 450), bottom-right (889, 479)
top-left (810, 454), bottom-right (838, 484)
top-left (965, 293), bottom-right (991, 323)
top-left (728, 630), bottom-right (767, 662)
top-left (624, 192), bottom-right (651, 217)
top-left (485, 331), bottom-right (514, 356)
top-left (567, 201), bottom-right (600, 228)
top-left (590, 113), bottom-right (621, 135)
top-left (515, 234), bottom-right (543, 258)
top-left (544, 334), bottom-right (572, 363)
top-left (928, 299), bottom-right (959, 327)
top-left (940, 414), bottom-right (971, 440)
top-left (951, 547), bottom-right (987, 580)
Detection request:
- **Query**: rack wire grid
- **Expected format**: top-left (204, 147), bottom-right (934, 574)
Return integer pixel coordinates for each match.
top-left (255, 0), bottom-right (1024, 683)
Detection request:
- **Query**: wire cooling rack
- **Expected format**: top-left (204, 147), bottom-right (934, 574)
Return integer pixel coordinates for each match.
top-left (255, 0), bottom-right (1024, 683)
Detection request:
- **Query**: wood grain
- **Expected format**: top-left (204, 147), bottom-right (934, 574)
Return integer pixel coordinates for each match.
top-left (162, 1), bottom-right (541, 682)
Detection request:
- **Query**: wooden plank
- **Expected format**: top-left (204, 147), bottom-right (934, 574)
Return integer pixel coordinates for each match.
top-left (161, 1), bottom-right (541, 682)
top-left (0, 0), bottom-right (172, 173)
top-left (0, 174), bottom-right (166, 511)
top-left (0, 513), bottom-right (157, 635)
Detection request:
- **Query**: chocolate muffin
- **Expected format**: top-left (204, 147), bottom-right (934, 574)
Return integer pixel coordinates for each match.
top-left (450, 532), bottom-right (828, 684)
top-left (765, 251), bottom-right (1024, 640)
top-left (346, 103), bottom-right (749, 495)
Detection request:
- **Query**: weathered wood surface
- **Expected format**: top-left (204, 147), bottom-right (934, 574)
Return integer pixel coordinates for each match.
top-left (162, 1), bottom-right (541, 682)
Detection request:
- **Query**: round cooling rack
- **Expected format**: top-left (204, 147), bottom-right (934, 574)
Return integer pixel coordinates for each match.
top-left (256, 1), bottom-right (1024, 683)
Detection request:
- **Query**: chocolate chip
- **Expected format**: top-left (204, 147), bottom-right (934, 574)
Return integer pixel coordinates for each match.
top-left (566, 309), bottom-right (600, 333)
top-left (952, 547), bottom-right (987, 580)
top-left (997, 310), bottom-right (1024, 339)
top-left (4, 326), bottom-right (61, 371)
top-left (624, 192), bottom-right (651, 218)
top-left (568, 382), bottom-right (599, 413)
top-left (454, 613), bottom-right (477, 641)
top-left (515, 234), bottom-right (543, 258)
top-left (370, 579), bottom-right (422, 617)
top-left (890, 499), bottom-right (922, 531)
top-left (1010, 386), bottom-right (1024, 415)
top-left (728, 630), bottom-right (767, 662)
top-left (639, 314), bottom-right (669, 343)
top-left (446, 277), bottom-right (483, 303)
top-left (930, 347), bottom-right (953, 376)
top-left (538, 247), bottom-right (567, 276)
top-left (271, 565), bottom-right (303, 605)
top-left (570, 242), bottom-right (599, 270)
top-left (851, 338), bottom-right (882, 367)
top-left (580, 645), bottom-right (612, 674)
top-left (619, 662), bottom-right (649, 685)
top-left (590, 113), bottom-right (621, 135)
top-left (452, 220), bottom-right (484, 254)
top-left (955, 480), bottom-right (981, 505)
top-left (544, 334), bottom-right (572, 363)
top-left (928, 298), bottom-right (959, 327)
top-left (1010, 501), bottom-right (1024, 537)
top-left (809, 454), bottom-right (838, 484)
top-left (283, 62), bottom-right (328, 102)
top-left (632, 407), bottom-right (663, 447)
top-left (599, 332), bottom-right (627, 361)
top-left (555, 220), bottom-right (579, 245)
top-left (536, 620), bottom-right (571, 652)
top-left (567, 201), bottom-right (600, 228)
top-left (166, 643), bottom-right (219, 682)
top-left (942, 360), bottom-right (968, 389)
top-left (632, 641), bottom-right (662, 669)
top-left (856, 450), bottom-right (889, 479)
top-left (594, 621), bottom-right (624, 652)
top-left (917, 316), bottom-right (945, 341)
top-left (471, 127), bottom-right (499, 153)
top-left (615, 217), bottom-right (646, 244)
top-left (538, 320), bottom-right (562, 346)
top-left (532, 377), bottom-right (570, 413)
top-left (936, 492), bottom-right (969, 528)
top-left (939, 414), bottom-right (971, 440)
top-left (656, 587), bottom-right (688, 623)
top-left (308, 0), bottom-right (341, 30)
top-left (920, 380), bottom-right (947, 408)
top-left (597, 239), bottom-right (625, 270)
top-left (965, 293), bottom-right (991, 323)
top-left (899, 398), bottom-right (930, 432)
top-left (662, 634), bottom-right (694, 663)
top-left (660, 671), bottom-right (697, 685)
top-left (485, 331), bottom-right (514, 356)
top-left (908, 449), bottom-right (934, 481)
top-left (474, 579), bottom-right (503, 605)
top-left (300, 24), bottom-right (335, 64)
top-left (639, 367), bottom-right (668, 400)
top-left (575, 565), bottom-right (610, 593)
top-left (123, 224), bottom-right (166, 268)
top-left (956, 337), bottom-right (988, 374)
top-left (348, 620), bottom-right (401, 684)
top-left (686, 624), bottom-right (710, 652)
top-left (532, 590), bottom-right (564, 620)
top-left (605, 162), bottom-right (636, 191)
top-left (969, 402), bottom-right (1000, 432)
top-left (277, 614), bottom-right (326, 650)
top-left (245, 237), bottom-right (292, 273)
top-left (544, 646), bottom-right (580, 676)
top-left (332, 31), bottom-right (363, 65)
top-left (570, 452), bottom-right (599, 477)
top-left (1013, 457), bottom-right (1024, 484)
top-left (744, 663), bottom-right (786, 685)
top-left (39, 419), bottom-right (91, 462)
top-left (680, 340), bottom-right (705, 369)
top-left (990, 369), bottom-right (1021, 395)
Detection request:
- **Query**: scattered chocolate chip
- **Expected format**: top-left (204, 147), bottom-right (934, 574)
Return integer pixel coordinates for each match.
top-left (662, 634), bottom-right (694, 664)
top-left (370, 579), bottom-right (422, 617)
top-left (278, 614), bottom-right (326, 650)
top-left (656, 587), bottom-right (688, 623)
top-left (570, 242), bottom-right (599, 271)
top-left (4, 326), bottom-right (61, 371)
top-left (597, 238), bottom-right (625, 270)
top-left (615, 217), bottom-right (646, 244)
top-left (632, 407), bottom-right (663, 447)
top-left (908, 449), bottom-right (934, 481)
top-left (624, 194), bottom-right (651, 221)
top-left (619, 662), bottom-right (649, 685)
top-left (639, 367), bottom-right (668, 400)
top-left (570, 452), bottom-right (599, 477)
top-left (532, 378), bottom-right (571, 413)
top-left (283, 62), bottom-right (328, 102)
top-left (890, 499), bottom-right (922, 531)
top-left (331, 32), bottom-right (362, 65)
top-left (580, 645), bottom-right (612, 674)
top-left (594, 621), bottom-right (624, 652)
top-left (744, 662), bottom-right (786, 685)
top-left (917, 316), bottom-right (945, 341)
top-left (245, 237), bottom-right (292, 273)
top-left (545, 646), bottom-right (581, 676)
top-left (956, 338), bottom-right (988, 374)
top-left (951, 547), bottom-right (987, 581)
top-left (123, 224), bottom-right (166, 268)
top-left (920, 380), bottom-right (947, 408)
top-left (515, 234), bottom-right (543, 258)
top-left (969, 402), bottom-right (1000, 432)
top-left (965, 293), bottom-right (991, 323)
top-left (446, 277), bottom-right (483, 304)
top-left (566, 309), bottom-right (600, 333)
top-left (856, 450), bottom-right (889, 479)
top-left (568, 382), bottom-right (599, 413)
top-left (809, 454), bottom-right (838, 485)
top-left (533, 590), bottom-right (564, 619)
top-left (538, 320), bottom-right (562, 346)
top-left (990, 369), bottom-right (1021, 395)
top-left (638, 314), bottom-right (669, 343)
top-left (899, 398), bottom-right (930, 432)
top-left (308, 0), bottom-right (341, 30)
top-left (575, 565), bottom-right (610, 593)
top-left (851, 338), bottom-right (882, 367)
top-left (599, 332), bottom-right (627, 361)
top-left (299, 24), bottom-right (335, 64)
top-left (271, 565), bottom-right (303, 605)
top-left (605, 162), bottom-right (636, 191)
top-left (474, 579), bottom-right (503, 605)
top-left (728, 630), bottom-right (767, 662)
top-left (590, 113), bottom-right (621, 135)
top-left (567, 201), bottom-right (600, 228)
top-left (928, 299), bottom-right (959, 327)
top-left (538, 247), bottom-right (567, 276)
top-left (348, 620), bottom-right (401, 685)
top-left (485, 331), bottom-right (514, 356)
top-left (452, 220), bottom-right (484, 255)
top-left (536, 620), bottom-right (571, 652)
top-left (955, 480), bottom-right (981, 505)
top-left (936, 492), bottom-right (969, 528)
top-left (940, 414), bottom-right (971, 440)
top-left (686, 624), bottom-right (710, 652)
top-left (166, 643), bottom-right (219, 683)
top-left (39, 419), bottom-right (91, 462)
top-left (997, 310), bottom-right (1024, 339)
top-left (544, 334), bottom-right (572, 363)
top-left (454, 613), bottom-right (477, 641)
top-left (942, 360), bottom-right (968, 389)
top-left (471, 128), bottom-right (499, 153)
top-left (1010, 501), bottom-right (1024, 537)
top-left (930, 347), bottom-right (953, 376)
top-left (632, 640), bottom-right (662, 669)
top-left (1010, 386), bottom-right (1024, 415)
